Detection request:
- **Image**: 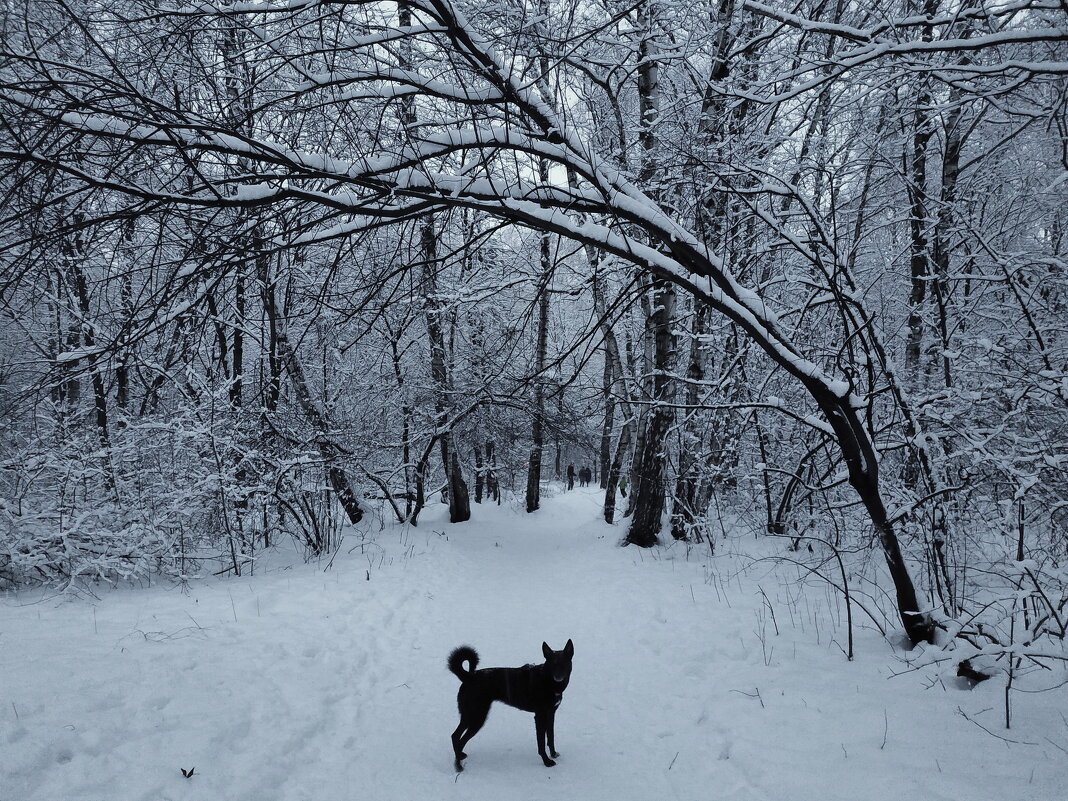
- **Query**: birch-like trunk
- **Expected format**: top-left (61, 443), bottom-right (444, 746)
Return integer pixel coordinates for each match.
top-left (626, 2), bottom-right (675, 547)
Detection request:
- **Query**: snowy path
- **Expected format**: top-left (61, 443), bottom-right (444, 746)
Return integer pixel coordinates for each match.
top-left (3, 489), bottom-right (1065, 800)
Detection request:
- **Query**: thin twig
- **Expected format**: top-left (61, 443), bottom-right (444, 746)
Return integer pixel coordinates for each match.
top-left (956, 707), bottom-right (1037, 745)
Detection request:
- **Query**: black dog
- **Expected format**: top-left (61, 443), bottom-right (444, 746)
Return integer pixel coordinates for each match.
top-left (448, 640), bottom-right (574, 771)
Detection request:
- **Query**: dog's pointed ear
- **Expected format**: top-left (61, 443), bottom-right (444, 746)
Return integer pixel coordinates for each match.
top-left (543, 641), bottom-right (552, 658)
top-left (564, 639), bottom-right (574, 657)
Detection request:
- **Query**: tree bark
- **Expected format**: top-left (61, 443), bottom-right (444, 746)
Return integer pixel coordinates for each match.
top-left (626, 277), bottom-right (676, 546)
top-left (625, 1), bottom-right (676, 547)
top-left (904, 0), bottom-right (941, 386)
top-left (604, 420), bottom-right (632, 526)
top-left (806, 380), bottom-right (935, 645)
top-left (525, 176), bottom-right (552, 514)
top-left (599, 342), bottom-right (615, 489)
top-left (386, 320), bottom-right (415, 519)
top-left (420, 217), bottom-right (470, 523)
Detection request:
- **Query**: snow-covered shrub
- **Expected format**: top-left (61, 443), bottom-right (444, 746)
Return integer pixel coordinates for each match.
top-left (0, 394), bottom-right (264, 586)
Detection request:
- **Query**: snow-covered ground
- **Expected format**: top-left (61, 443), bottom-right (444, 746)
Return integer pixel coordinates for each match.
top-left (3, 488), bottom-right (1065, 801)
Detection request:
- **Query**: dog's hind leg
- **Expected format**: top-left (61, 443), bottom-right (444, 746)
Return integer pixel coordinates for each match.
top-left (451, 721), bottom-right (468, 771)
top-left (452, 700), bottom-right (490, 771)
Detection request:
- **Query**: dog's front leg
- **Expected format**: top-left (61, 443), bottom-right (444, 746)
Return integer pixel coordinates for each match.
top-left (534, 712), bottom-right (556, 767)
top-left (546, 709), bottom-right (559, 759)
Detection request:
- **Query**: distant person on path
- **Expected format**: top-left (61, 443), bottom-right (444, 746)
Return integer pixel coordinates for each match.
top-left (578, 466), bottom-right (591, 487)
top-left (566, 463), bottom-right (575, 490)
top-left (618, 474), bottom-right (627, 498)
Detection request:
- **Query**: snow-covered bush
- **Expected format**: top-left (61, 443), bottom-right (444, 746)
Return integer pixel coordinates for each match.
top-left (0, 390), bottom-right (352, 587)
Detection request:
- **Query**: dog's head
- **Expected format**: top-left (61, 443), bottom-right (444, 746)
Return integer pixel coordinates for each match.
top-left (542, 639), bottom-right (574, 686)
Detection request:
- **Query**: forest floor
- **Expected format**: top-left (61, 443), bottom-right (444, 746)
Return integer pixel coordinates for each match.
top-left (3, 487), bottom-right (1066, 801)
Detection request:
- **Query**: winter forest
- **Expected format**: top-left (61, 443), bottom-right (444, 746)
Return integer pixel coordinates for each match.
top-left (1, 0), bottom-right (1067, 798)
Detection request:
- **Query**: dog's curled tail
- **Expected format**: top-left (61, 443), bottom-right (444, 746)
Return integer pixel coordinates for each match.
top-left (448, 646), bottom-right (479, 681)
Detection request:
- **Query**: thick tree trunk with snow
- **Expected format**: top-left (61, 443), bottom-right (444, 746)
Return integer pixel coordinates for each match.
top-left (804, 380), bottom-right (935, 645)
top-left (625, 402), bottom-right (671, 546)
top-left (626, 277), bottom-right (675, 547)
top-left (443, 438), bottom-right (471, 523)
top-left (625, 2), bottom-right (675, 546)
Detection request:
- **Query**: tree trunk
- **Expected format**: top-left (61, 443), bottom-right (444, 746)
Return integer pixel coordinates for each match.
top-left (474, 443), bottom-right (484, 504)
top-left (525, 197), bottom-right (552, 513)
top-left (604, 421), bottom-right (632, 526)
top-left (599, 342), bottom-right (615, 489)
top-left (670, 300), bottom-right (709, 540)
top-left (420, 217), bottom-right (470, 523)
top-left (277, 330), bottom-right (363, 526)
top-left (115, 218), bottom-right (135, 416)
top-left (807, 380), bottom-right (935, 645)
top-left (590, 255), bottom-right (636, 520)
top-left (63, 213), bottom-right (116, 494)
top-left (903, 1), bottom-right (941, 387)
top-left (930, 85), bottom-right (965, 390)
top-left (386, 322), bottom-right (415, 519)
top-left (625, 2), bottom-right (676, 546)
top-left (447, 447), bottom-right (471, 521)
top-left (256, 234), bottom-right (282, 414)
top-left (626, 279), bottom-right (676, 546)
top-left (230, 261), bottom-right (244, 407)
top-left (486, 440), bottom-right (500, 504)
